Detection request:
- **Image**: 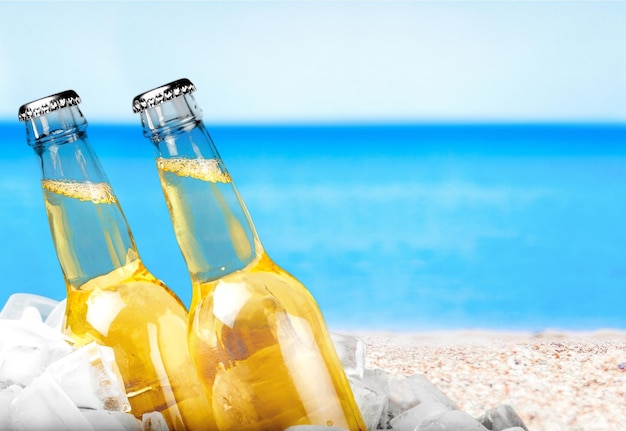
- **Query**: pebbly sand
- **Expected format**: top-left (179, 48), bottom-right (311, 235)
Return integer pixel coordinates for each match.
top-left (346, 329), bottom-right (626, 431)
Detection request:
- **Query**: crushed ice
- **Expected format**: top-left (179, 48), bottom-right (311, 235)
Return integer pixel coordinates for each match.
top-left (0, 293), bottom-right (528, 431)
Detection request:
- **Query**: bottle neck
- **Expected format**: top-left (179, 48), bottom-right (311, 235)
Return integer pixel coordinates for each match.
top-left (139, 95), bottom-right (260, 286)
top-left (27, 107), bottom-right (140, 289)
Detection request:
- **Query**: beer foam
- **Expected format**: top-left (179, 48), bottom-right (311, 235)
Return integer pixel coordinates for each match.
top-left (157, 157), bottom-right (232, 183)
top-left (42, 180), bottom-right (117, 204)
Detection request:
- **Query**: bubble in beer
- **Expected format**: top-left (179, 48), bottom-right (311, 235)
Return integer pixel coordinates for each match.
top-left (41, 180), bottom-right (117, 205)
top-left (157, 157), bottom-right (232, 183)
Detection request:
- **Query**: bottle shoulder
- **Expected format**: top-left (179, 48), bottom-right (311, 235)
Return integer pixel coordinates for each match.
top-left (72, 257), bottom-right (186, 311)
top-left (191, 251), bottom-right (319, 328)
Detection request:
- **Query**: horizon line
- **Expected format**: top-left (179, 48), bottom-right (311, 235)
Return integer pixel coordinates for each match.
top-left (2, 119), bottom-right (626, 128)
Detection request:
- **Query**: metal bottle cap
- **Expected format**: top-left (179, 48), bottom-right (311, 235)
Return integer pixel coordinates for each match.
top-left (132, 78), bottom-right (196, 114)
top-left (18, 90), bottom-right (81, 122)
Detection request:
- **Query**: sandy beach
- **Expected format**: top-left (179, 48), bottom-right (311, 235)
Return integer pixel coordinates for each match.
top-left (346, 330), bottom-right (626, 431)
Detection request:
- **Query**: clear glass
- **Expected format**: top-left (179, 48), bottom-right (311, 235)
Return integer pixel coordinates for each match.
top-left (23, 102), bottom-right (215, 430)
top-left (138, 91), bottom-right (366, 431)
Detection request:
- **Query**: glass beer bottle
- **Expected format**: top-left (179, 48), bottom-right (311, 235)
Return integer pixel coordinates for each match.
top-left (18, 90), bottom-right (215, 431)
top-left (132, 78), bottom-right (366, 431)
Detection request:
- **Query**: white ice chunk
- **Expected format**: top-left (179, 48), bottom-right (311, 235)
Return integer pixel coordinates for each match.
top-left (388, 374), bottom-right (458, 419)
top-left (45, 342), bottom-right (130, 412)
top-left (478, 404), bottom-right (529, 431)
top-left (331, 333), bottom-right (366, 379)
top-left (389, 400), bottom-right (453, 430)
top-left (362, 368), bottom-right (390, 394)
top-left (142, 411), bottom-right (170, 431)
top-left (0, 293), bottom-right (59, 322)
top-left (82, 410), bottom-right (142, 431)
top-left (0, 385), bottom-right (23, 429)
top-left (415, 410), bottom-right (489, 431)
top-left (284, 426), bottom-right (349, 431)
top-left (349, 375), bottom-right (388, 430)
top-left (11, 372), bottom-right (95, 430)
top-left (45, 298), bottom-right (67, 331)
top-left (0, 319), bottom-right (73, 388)
top-left (362, 368), bottom-right (391, 427)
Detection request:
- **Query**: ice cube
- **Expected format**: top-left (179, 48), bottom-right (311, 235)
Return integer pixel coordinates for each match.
top-left (362, 368), bottom-right (390, 393)
top-left (388, 374), bottom-right (458, 419)
top-left (45, 342), bottom-right (130, 412)
top-left (142, 411), bottom-right (170, 431)
top-left (478, 404), bottom-right (528, 431)
top-left (348, 376), bottom-right (388, 430)
top-left (0, 319), bottom-right (73, 388)
top-left (331, 333), bottom-right (366, 379)
top-left (389, 400), bottom-right (453, 430)
top-left (11, 372), bottom-right (95, 430)
top-left (362, 368), bottom-right (391, 427)
top-left (284, 426), bottom-right (349, 431)
top-left (0, 385), bottom-right (23, 429)
top-left (82, 410), bottom-right (142, 431)
top-left (0, 293), bottom-right (59, 322)
top-left (415, 410), bottom-right (489, 431)
top-left (45, 298), bottom-right (67, 331)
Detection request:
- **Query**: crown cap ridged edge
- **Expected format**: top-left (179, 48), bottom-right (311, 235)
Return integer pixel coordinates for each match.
top-left (132, 78), bottom-right (196, 114)
top-left (18, 90), bottom-right (81, 122)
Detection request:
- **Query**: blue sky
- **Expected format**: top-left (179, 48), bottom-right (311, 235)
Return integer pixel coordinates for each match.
top-left (1, 1), bottom-right (625, 124)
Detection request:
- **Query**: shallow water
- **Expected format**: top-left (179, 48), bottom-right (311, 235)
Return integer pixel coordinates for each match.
top-left (2, 123), bottom-right (626, 332)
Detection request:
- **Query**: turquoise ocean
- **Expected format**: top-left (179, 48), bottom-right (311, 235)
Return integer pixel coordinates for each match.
top-left (1, 122), bottom-right (625, 332)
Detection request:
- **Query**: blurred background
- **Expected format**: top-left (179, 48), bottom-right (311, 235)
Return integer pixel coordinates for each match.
top-left (1, 1), bottom-right (625, 332)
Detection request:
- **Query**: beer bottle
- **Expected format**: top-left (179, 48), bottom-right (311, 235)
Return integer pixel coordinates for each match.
top-left (132, 78), bottom-right (366, 431)
top-left (18, 90), bottom-right (215, 430)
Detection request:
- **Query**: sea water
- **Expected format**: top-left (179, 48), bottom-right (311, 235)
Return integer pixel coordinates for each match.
top-left (2, 122), bottom-right (626, 332)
